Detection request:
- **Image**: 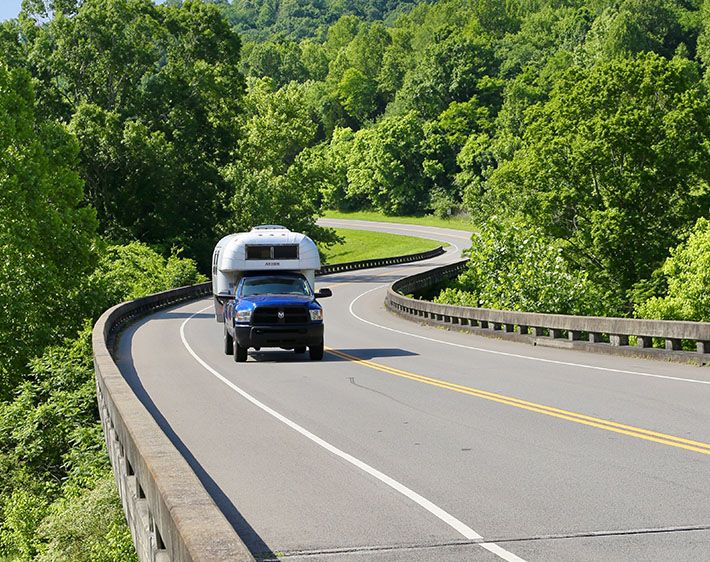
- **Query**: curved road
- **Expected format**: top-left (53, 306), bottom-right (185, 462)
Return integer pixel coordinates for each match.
top-left (117, 219), bottom-right (710, 561)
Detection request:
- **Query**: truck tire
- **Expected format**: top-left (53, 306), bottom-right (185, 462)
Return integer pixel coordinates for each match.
top-left (234, 341), bottom-right (248, 363)
top-left (294, 346), bottom-right (306, 354)
top-left (224, 325), bottom-right (233, 355)
top-left (309, 341), bottom-right (324, 361)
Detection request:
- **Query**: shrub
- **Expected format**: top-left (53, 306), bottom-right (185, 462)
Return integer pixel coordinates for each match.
top-left (635, 218), bottom-right (710, 321)
top-left (36, 476), bottom-right (137, 562)
top-left (435, 217), bottom-right (606, 315)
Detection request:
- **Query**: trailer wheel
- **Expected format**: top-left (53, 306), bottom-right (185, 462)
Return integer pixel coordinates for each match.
top-left (223, 325), bottom-right (233, 355)
top-left (234, 341), bottom-right (248, 363)
top-left (309, 341), bottom-right (324, 361)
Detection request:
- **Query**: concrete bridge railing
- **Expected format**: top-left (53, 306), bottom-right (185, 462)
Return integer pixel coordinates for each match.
top-left (92, 246), bottom-right (446, 562)
top-left (386, 260), bottom-right (710, 365)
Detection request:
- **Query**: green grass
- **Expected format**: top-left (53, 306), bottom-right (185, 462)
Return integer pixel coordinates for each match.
top-left (322, 209), bottom-right (473, 231)
top-left (321, 228), bottom-right (445, 264)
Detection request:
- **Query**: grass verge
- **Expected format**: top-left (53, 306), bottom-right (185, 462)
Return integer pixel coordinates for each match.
top-left (321, 228), bottom-right (445, 264)
top-left (322, 210), bottom-right (473, 232)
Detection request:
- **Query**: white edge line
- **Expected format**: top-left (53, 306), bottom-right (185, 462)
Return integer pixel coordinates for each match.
top-left (349, 286), bottom-right (710, 386)
top-left (180, 305), bottom-right (526, 562)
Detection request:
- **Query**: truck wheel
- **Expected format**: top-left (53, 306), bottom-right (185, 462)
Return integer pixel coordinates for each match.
top-left (294, 346), bottom-right (306, 354)
top-left (234, 342), bottom-right (248, 363)
top-left (309, 341), bottom-right (324, 361)
top-left (223, 325), bottom-right (233, 355)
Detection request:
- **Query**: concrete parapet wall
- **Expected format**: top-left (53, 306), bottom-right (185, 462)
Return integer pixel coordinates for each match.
top-left (387, 261), bottom-right (710, 365)
top-left (93, 283), bottom-right (256, 562)
top-left (92, 247), bottom-right (446, 561)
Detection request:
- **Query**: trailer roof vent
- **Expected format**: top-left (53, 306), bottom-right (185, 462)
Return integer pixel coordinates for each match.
top-left (252, 225), bottom-right (289, 231)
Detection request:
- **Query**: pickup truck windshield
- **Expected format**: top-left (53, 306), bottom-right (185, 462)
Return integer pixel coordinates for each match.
top-left (241, 277), bottom-right (311, 297)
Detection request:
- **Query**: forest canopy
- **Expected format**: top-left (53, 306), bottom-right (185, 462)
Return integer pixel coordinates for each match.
top-left (1, 0), bottom-right (709, 559)
top-left (225, 0), bottom-right (710, 318)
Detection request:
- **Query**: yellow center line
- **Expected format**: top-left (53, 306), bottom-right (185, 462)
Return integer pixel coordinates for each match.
top-left (327, 348), bottom-right (710, 456)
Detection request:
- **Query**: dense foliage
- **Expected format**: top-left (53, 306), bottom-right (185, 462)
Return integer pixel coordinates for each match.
top-left (222, 0), bottom-right (428, 41)
top-left (635, 218), bottom-right (710, 321)
top-left (2, 0), bottom-right (339, 271)
top-left (227, 0), bottom-right (710, 317)
top-left (1, 2), bottom-right (225, 559)
top-left (0, 67), bottom-right (206, 559)
top-left (1, 0), bottom-right (709, 558)
top-left (0, 65), bottom-right (97, 400)
top-left (0, 246), bottom-right (204, 560)
top-left (434, 217), bottom-right (605, 315)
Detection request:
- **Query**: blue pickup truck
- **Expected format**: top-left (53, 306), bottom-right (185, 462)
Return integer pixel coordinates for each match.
top-left (223, 272), bottom-right (331, 361)
top-left (212, 226), bottom-right (332, 363)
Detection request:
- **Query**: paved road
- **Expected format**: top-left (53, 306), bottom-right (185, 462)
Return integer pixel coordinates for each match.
top-left (117, 219), bottom-right (710, 561)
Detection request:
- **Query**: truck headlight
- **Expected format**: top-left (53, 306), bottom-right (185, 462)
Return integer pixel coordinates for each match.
top-left (309, 309), bottom-right (323, 321)
top-left (236, 309), bottom-right (252, 322)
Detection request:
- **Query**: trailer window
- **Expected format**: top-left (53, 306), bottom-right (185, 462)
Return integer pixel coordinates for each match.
top-left (246, 245), bottom-right (272, 260)
top-left (246, 245), bottom-right (299, 260)
top-left (273, 245), bottom-right (299, 259)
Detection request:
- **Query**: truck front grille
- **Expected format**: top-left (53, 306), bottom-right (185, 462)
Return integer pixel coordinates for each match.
top-left (252, 306), bottom-right (309, 325)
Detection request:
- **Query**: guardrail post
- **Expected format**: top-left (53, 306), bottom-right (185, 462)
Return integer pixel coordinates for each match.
top-left (550, 329), bottom-right (563, 339)
top-left (531, 327), bottom-right (544, 337)
top-left (517, 325), bottom-right (528, 335)
top-left (637, 336), bottom-right (653, 348)
top-left (697, 341), bottom-right (709, 354)
top-left (568, 330), bottom-right (582, 341)
top-left (665, 338), bottom-right (681, 351)
top-left (589, 332), bottom-right (603, 343)
top-left (610, 334), bottom-right (629, 346)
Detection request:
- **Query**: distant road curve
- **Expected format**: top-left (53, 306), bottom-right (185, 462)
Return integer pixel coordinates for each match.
top-left (118, 219), bottom-right (710, 562)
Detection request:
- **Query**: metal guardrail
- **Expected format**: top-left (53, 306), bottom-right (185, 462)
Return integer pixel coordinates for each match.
top-left (317, 246), bottom-right (445, 275)
top-left (386, 261), bottom-right (710, 365)
top-left (93, 246), bottom-right (447, 562)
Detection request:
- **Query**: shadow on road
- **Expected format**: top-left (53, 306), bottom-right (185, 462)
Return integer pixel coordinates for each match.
top-left (327, 348), bottom-right (418, 360)
top-left (117, 325), bottom-right (277, 558)
top-left (152, 311), bottom-right (213, 320)
top-left (247, 347), bottom-right (417, 363)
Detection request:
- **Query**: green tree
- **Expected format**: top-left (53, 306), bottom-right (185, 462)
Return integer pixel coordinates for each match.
top-left (697, 0), bottom-right (710, 80)
top-left (582, 0), bottom-right (690, 63)
top-left (483, 53), bottom-right (710, 310)
top-left (223, 78), bottom-right (338, 244)
top-left (0, 65), bottom-right (97, 397)
top-left (0, 244), bottom-right (202, 559)
top-left (635, 218), bottom-right (710, 321)
top-left (347, 111), bottom-right (428, 214)
top-left (392, 28), bottom-right (498, 118)
top-left (337, 67), bottom-right (378, 122)
top-left (422, 97), bottom-right (492, 205)
top-left (435, 217), bottom-right (604, 315)
top-left (242, 40), bottom-right (309, 86)
top-left (22, 0), bottom-right (244, 269)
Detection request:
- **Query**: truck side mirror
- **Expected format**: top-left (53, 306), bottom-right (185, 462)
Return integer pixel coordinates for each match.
top-left (315, 288), bottom-right (332, 298)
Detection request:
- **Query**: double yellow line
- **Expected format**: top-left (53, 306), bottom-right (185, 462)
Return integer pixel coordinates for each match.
top-left (327, 349), bottom-right (710, 456)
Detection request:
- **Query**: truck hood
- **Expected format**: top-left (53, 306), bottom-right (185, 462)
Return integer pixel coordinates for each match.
top-left (239, 294), bottom-right (314, 306)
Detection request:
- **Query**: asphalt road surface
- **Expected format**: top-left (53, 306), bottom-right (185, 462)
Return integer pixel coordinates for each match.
top-left (117, 219), bottom-right (710, 561)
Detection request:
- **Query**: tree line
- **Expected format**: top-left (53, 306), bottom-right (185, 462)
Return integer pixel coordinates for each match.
top-left (1, 0), bottom-right (709, 559)
top-left (231, 0), bottom-right (710, 320)
top-left (0, 1), bottom-right (248, 559)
